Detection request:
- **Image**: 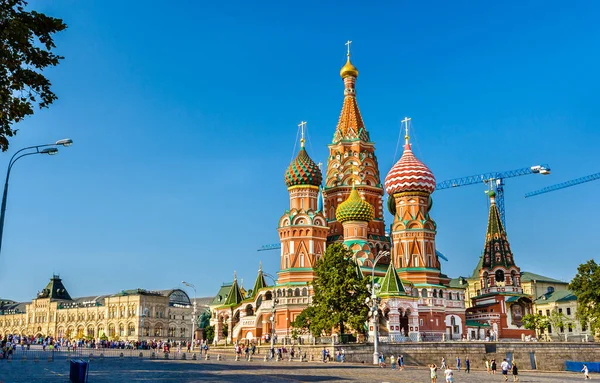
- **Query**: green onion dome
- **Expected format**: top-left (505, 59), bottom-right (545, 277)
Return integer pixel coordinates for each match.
top-left (336, 187), bottom-right (374, 223)
top-left (284, 147), bottom-right (322, 187)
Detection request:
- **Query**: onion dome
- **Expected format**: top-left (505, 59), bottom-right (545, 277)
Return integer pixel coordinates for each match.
top-left (384, 144), bottom-right (436, 195)
top-left (284, 147), bottom-right (322, 187)
top-left (340, 56), bottom-right (359, 78)
top-left (336, 186), bottom-right (374, 223)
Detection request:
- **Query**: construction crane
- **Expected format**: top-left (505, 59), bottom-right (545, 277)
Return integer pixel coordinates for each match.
top-left (525, 172), bottom-right (600, 198)
top-left (434, 164), bottom-right (551, 229)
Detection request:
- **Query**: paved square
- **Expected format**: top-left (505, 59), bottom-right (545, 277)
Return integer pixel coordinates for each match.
top-left (0, 357), bottom-right (591, 382)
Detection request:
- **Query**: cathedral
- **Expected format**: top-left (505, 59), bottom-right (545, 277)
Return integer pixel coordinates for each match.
top-left (209, 46), bottom-right (467, 343)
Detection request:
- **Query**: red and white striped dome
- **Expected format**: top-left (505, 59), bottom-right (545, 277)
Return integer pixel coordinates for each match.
top-left (384, 144), bottom-right (436, 195)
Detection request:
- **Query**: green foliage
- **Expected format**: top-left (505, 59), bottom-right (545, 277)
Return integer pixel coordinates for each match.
top-left (522, 313), bottom-right (549, 334)
top-left (0, 0), bottom-right (67, 151)
top-left (203, 325), bottom-right (215, 343)
top-left (569, 259), bottom-right (600, 337)
top-left (221, 323), bottom-right (228, 338)
top-left (547, 310), bottom-right (571, 332)
top-left (292, 243), bottom-right (369, 337)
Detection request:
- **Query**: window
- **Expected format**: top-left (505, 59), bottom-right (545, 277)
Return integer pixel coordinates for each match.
top-left (419, 319), bottom-right (423, 326)
top-left (548, 325), bottom-right (552, 334)
top-left (558, 308), bottom-right (563, 314)
top-left (547, 286), bottom-right (554, 293)
top-left (560, 326), bottom-right (564, 333)
top-left (538, 310), bottom-right (542, 315)
top-left (546, 310), bottom-right (550, 316)
top-left (567, 308), bottom-right (571, 316)
top-left (128, 324), bottom-right (135, 336)
top-left (180, 328), bottom-right (186, 337)
top-left (495, 270), bottom-right (505, 284)
top-left (421, 289), bottom-right (428, 298)
top-left (568, 324), bottom-right (572, 333)
top-left (582, 323), bottom-right (587, 332)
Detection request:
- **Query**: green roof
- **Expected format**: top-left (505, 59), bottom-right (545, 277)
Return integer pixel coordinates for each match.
top-left (471, 256), bottom-right (484, 279)
top-left (224, 277), bottom-right (243, 306)
top-left (378, 263), bottom-right (406, 296)
top-left (412, 283), bottom-right (446, 288)
top-left (520, 272), bottom-right (566, 284)
top-left (211, 283), bottom-right (233, 306)
top-left (448, 277), bottom-right (469, 289)
top-left (465, 320), bottom-right (491, 328)
top-left (251, 265), bottom-right (267, 298)
top-left (534, 289), bottom-right (577, 304)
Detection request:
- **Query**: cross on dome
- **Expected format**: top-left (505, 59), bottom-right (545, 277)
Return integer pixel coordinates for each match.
top-left (299, 121), bottom-right (307, 147)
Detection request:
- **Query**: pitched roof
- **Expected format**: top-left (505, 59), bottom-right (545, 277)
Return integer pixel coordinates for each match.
top-left (378, 263), bottom-right (406, 296)
top-left (471, 256), bottom-right (484, 279)
top-left (520, 272), bottom-right (566, 284)
top-left (448, 277), bottom-right (469, 289)
top-left (37, 275), bottom-right (72, 301)
top-left (251, 266), bottom-right (268, 298)
top-left (480, 194), bottom-right (517, 271)
top-left (210, 283), bottom-right (233, 306)
top-left (224, 276), bottom-right (243, 306)
top-left (534, 289), bottom-right (577, 304)
top-left (332, 74), bottom-right (370, 143)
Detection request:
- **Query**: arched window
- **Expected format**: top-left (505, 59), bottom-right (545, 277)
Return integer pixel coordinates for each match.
top-left (547, 286), bottom-right (555, 293)
top-left (245, 304), bottom-right (254, 316)
top-left (483, 272), bottom-right (489, 288)
top-left (265, 291), bottom-right (272, 301)
top-left (128, 323), bottom-right (135, 336)
top-left (294, 288), bottom-right (300, 297)
top-left (119, 324), bottom-right (125, 336)
top-left (511, 270), bottom-right (518, 286)
top-left (256, 295), bottom-right (263, 309)
top-left (432, 290), bottom-right (437, 298)
top-left (495, 270), bottom-right (505, 284)
top-left (302, 288), bottom-right (308, 296)
top-left (439, 289), bottom-right (444, 298)
top-left (421, 289), bottom-right (428, 298)
top-left (108, 324), bottom-right (115, 337)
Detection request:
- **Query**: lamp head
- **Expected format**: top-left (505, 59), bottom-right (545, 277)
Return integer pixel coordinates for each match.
top-left (55, 138), bottom-right (73, 147)
top-left (40, 148), bottom-right (58, 155)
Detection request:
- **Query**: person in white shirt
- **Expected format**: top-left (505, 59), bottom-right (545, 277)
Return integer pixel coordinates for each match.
top-left (582, 364), bottom-right (590, 380)
top-left (500, 359), bottom-right (510, 381)
top-left (444, 367), bottom-right (454, 383)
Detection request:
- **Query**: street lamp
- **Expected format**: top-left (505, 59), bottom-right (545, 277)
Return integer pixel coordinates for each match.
top-left (263, 272), bottom-right (278, 360)
top-left (366, 250), bottom-right (390, 365)
top-left (182, 281), bottom-right (197, 351)
top-left (0, 138), bottom-right (73, 257)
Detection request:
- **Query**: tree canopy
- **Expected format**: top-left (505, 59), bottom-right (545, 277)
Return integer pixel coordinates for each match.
top-left (569, 259), bottom-right (600, 337)
top-left (0, 0), bottom-right (67, 151)
top-left (291, 243), bottom-right (369, 337)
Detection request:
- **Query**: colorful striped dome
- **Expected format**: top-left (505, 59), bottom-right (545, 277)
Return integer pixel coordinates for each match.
top-left (336, 187), bottom-right (374, 223)
top-left (284, 147), bottom-right (322, 187)
top-left (384, 144), bottom-right (436, 195)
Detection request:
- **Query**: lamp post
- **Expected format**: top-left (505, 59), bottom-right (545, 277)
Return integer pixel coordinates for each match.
top-left (182, 281), bottom-right (197, 351)
top-left (263, 272), bottom-right (278, 360)
top-left (367, 250), bottom-right (390, 365)
top-left (0, 138), bottom-right (73, 257)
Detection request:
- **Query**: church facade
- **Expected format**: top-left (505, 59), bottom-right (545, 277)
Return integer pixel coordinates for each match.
top-left (209, 46), bottom-right (466, 343)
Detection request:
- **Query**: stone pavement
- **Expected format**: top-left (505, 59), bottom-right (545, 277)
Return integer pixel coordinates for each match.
top-left (0, 358), bottom-right (592, 382)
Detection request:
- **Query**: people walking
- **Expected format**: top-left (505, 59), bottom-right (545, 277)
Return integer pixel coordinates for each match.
top-left (441, 357), bottom-right (446, 369)
top-left (429, 363), bottom-right (438, 383)
top-left (399, 354), bottom-right (405, 370)
top-left (491, 359), bottom-right (497, 374)
top-left (582, 364), bottom-right (590, 380)
top-left (501, 358), bottom-right (510, 381)
top-left (465, 357), bottom-right (470, 373)
top-left (511, 361), bottom-right (519, 382)
top-left (390, 354), bottom-right (396, 370)
top-left (456, 356), bottom-right (461, 372)
top-left (486, 359), bottom-right (490, 374)
top-left (444, 366), bottom-right (454, 383)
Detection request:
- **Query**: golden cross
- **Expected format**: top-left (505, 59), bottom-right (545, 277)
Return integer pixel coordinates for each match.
top-left (401, 117), bottom-right (411, 144)
top-left (299, 121), bottom-right (307, 147)
top-left (345, 40), bottom-right (352, 56)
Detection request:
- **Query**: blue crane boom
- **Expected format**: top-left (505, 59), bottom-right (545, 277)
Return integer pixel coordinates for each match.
top-left (525, 172), bottom-right (600, 198)
top-left (435, 164), bottom-right (551, 229)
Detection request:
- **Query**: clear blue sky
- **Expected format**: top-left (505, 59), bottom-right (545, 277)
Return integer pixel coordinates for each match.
top-left (2, 1), bottom-right (598, 301)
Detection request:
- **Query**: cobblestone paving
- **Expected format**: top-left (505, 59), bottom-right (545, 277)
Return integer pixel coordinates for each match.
top-left (0, 357), bottom-right (593, 382)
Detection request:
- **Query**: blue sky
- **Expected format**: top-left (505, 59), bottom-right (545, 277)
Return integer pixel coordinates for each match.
top-left (2, 1), bottom-right (599, 301)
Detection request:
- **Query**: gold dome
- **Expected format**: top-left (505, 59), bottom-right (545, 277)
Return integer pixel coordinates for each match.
top-left (340, 56), bottom-right (358, 78)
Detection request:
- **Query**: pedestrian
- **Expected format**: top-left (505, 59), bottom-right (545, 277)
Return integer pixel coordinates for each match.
top-left (441, 357), bottom-right (446, 369)
top-left (322, 347), bottom-right (327, 363)
top-left (390, 354), bottom-right (396, 370)
top-left (582, 364), bottom-right (590, 380)
top-left (486, 359), bottom-right (490, 374)
top-left (491, 359), bottom-right (497, 374)
top-left (399, 354), bottom-right (404, 370)
top-left (379, 352), bottom-right (386, 368)
top-left (465, 357), bottom-right (470, 373)
top-left (501, 358), bottom-right (510, 381)
top-left (456, 356), bottom-right (461, 372)
top-left (512, 361), bottom-right (519, 382)
top-left (444, 366), bottom-right (454, 383)
top-left (429, 363), bottom-right (438, 383)
top-left (341, 348), bottom-right (345, 363)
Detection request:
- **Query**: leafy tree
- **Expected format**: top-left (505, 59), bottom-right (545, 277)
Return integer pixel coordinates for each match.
top-left (522, 313), bottom-right (549, 336)
top-left (221, 323), bottom-right (228, 338)
top-left (203, 325), bottom-right (214, 344)
top-left (198, 311), bottom-right (211, 329)
top-left (0, 0), bottom-right (67, 151)
top-left (292, 243), bottom-right (369, 337)
top-left (569, 259), bottom-right (600, 337)
top-left (547, 310), bottom-right (571, 334)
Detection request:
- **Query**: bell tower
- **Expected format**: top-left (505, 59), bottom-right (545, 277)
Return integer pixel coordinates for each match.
top-left (322, 41), bottom-right (389, 258)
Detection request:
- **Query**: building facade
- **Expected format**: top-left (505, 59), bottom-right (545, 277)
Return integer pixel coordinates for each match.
top-left (0, 275), bottom-right (195, 343)
top-left (209, 46), bottom-right (466, 344)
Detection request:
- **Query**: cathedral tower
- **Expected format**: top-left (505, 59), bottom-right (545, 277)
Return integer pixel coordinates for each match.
top-left (335, 185), bottom-right (375, 263)
top-left (278, 124), bottom-right (329, 284)
top-left (322, 42), bottom-right (389, 258)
